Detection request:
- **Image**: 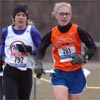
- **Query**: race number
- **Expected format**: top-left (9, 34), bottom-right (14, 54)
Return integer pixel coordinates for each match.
top-left (15, 56), bottom-right (24, 63)
top-left (58, 46), bottom-right (76, 62)
top-left (10, 56), bottom-right (28, 67)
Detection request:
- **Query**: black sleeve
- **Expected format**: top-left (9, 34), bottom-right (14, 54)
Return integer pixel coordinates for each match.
top-left (0, 56), bottom-right (3, 72)
top-left (77, 27), bottom-right (97, 60)
top-left (36, 31), bottom-right (52, 60)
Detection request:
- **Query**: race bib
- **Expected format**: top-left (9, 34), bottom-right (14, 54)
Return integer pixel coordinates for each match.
top-left (58, 46), bottom-right (76, 62)
top-left (10, 56), bottom-right (27, 67)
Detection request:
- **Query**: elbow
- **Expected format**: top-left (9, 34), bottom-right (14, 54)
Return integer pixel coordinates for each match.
top-left (87, 46), bottom-right (97, 60)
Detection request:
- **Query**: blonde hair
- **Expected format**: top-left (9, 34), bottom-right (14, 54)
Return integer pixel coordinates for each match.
top-left (51, 2), bottom-right (72, 17)
top-left (28, 19), bottom-right (35, 26)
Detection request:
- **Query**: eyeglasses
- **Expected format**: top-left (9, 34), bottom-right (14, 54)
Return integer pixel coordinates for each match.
top-left (58, 12), bottom-right (71, 17)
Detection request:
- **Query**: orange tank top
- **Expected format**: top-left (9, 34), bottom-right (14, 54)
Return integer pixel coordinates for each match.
top-left (51, 24), bottom-right (83, 72)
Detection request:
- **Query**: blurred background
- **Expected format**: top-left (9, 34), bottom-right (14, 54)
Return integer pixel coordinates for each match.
top-left (0, 0), bottom-right (100, 100)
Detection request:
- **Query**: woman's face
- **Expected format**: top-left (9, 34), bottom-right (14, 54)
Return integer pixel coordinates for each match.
top-left (55, 6), bottom-right (72, 26)
top-left (14, 12), bottom-right (27, 29)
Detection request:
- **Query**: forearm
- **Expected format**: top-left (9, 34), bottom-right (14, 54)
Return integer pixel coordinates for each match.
top-left (78, 27), bottom-right (97, 60)
top-left (36, 32), bottom-right (51, 60)
top-left (36, 48), bottom-right (46, 60)
top-left (85, 45), bottom-right (97, 60)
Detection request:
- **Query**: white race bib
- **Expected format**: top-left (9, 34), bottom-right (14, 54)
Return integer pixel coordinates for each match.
top-left (58, 46), bottom-right (76, 62)
top-left (10, 56), bottom-right (27, 67)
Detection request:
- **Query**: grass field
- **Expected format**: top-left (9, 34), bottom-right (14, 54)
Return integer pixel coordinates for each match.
top-left (30, 62), bottom-right (100, 100)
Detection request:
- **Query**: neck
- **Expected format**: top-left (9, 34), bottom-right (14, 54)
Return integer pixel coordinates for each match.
top-left (14, 25), bottom-right (27, 30)
top-left (58, 23), bottom-right (72, 33)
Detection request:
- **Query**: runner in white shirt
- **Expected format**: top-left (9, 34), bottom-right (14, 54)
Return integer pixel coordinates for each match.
top-left (0, 3), bottom-right (41, 100)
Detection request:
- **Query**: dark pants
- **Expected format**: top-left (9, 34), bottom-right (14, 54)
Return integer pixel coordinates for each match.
top-left (2, 64), bottom-right (33, 100)
top-left (0, 76), bottom-right (3, 100)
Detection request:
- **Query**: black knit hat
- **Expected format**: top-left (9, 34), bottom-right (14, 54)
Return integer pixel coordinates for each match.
top-left (12, 3), bottom-right (29, 19)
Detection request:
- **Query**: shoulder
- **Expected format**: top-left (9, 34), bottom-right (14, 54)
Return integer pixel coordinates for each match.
top-left (2, 26), bottom-right (9, 38)
top-left (30, 26), bottom-right (40, 34)
top-left (2, 27), bottom-right (8, 33)
top-left (77, 26), bottom-right (89, 35)
top-left (71, 23), bottom-right (78, 29)
top-left (52, 25), bottom-right (58, 31)
top-left (2, 25), bottom-right (13, 39)
top-left (2, 25), bottom-right (13, 33)
top-left (29, 26), bottom-right (41, 40)
top-left (42, 31), bottom-right (51, 41)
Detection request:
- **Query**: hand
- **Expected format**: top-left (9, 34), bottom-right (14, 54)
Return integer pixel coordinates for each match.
top-left (16, 44), bottom-right (32, 53)
top-left (34, 60), bottom-right (45, 78)
top-left (71, 54), bottom-right (88, 65)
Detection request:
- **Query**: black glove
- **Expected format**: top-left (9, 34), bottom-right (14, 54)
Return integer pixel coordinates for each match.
top-left (16, 44), bottom-right (32, 53)
top-left (71, 54), bottom-right (88, 65)
top-left (34, 60), bottom-right (45, 78)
